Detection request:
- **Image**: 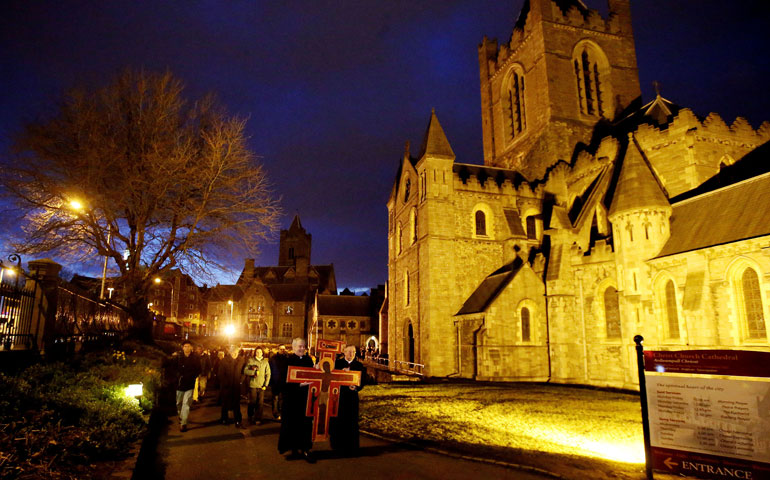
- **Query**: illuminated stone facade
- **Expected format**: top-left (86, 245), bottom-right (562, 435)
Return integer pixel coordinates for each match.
top-left (386, 0), bottom-right (770, 389)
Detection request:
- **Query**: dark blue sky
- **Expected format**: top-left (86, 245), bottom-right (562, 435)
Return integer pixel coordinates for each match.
top-left (1, 1), bottom-right (769, 290)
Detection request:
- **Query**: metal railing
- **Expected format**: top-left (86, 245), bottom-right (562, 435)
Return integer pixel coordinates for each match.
top-left (0, 255), bottom-right (39, 351)
top-left (364, 356), bottom-right (425, 376)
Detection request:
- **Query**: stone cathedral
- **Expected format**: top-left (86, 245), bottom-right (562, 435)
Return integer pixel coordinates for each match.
top-left (386, 0), bottom-right (770, 389)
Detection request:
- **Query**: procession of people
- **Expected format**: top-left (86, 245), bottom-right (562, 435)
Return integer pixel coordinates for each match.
top-left (167, 336), bottom-right (366, 463)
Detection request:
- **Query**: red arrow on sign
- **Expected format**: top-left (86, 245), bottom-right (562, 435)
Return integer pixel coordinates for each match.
top-left (663, 457), bottom-right (678, 470)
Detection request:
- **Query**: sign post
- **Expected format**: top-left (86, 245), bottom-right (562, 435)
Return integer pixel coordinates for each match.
top-left (635, 337), bottom-right (770, 479)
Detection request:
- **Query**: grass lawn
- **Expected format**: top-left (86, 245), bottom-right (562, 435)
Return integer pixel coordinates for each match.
top-left (359, 381), bottom-right (672, 480)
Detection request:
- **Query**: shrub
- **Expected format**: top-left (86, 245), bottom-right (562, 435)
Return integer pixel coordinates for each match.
top-left (0, 341), bottom-right (164, 479)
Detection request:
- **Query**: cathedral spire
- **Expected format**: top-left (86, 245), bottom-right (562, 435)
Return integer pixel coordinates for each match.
top-left (609, 135), bottom-right (669, 217)
top-left (418, 109), bottom-right (455, 160)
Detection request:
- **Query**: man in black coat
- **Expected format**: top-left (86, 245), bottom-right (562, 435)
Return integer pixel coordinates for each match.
top-left (269, 345), bottom-right (288, 420)
top-left (219, 345), bottom-right (245, 427)
top-left (277, 338), bottom-right (315, 462)
top-left (329, 345), bottom-right (366, 453)
top-left (173, 340), bottom-right (201, 432)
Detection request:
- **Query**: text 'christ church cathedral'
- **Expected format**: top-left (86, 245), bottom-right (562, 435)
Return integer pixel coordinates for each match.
top-left (386, 0), bottom-right (770, 389)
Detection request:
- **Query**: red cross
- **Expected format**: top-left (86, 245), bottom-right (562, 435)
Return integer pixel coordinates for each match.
top-left (286, 339), bottom-right (361, 442)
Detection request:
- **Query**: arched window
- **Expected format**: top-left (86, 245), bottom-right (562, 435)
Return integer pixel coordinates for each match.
top-left (397, 223), bottom-right (403, 254)
top-left (664, 280), bottom-right (679, 339)
top-left (475, 210), bottom-right (487, 236)
top-left (741, 268), bottom-right (766, 339)
top-left (404, 270), bottom-right (410, 307)
top-left (403, 178), bottom-right (411, 203)
top-left (411, 207), bottom-right (418, 244)
top-left (502, 67), bottom-right (526, 142)
top-left (526, 216), bottom-right (537, 240)
top-left (573, 43), bottom-right (610, 118)
top-left (604, 286), bottom-right (621, 339)
top-left (521, 307), bottom-right (531, 342)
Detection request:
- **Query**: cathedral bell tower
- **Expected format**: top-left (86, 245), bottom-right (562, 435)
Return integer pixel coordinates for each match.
top-left (479, 0), bottom-right (640, 179)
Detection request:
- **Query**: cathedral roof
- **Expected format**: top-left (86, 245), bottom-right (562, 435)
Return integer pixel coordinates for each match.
top-left (456, 257), bottom-right (523, 315)
top-left (656, 171), bottom-right (770, 258)
top-left (317, 294), bottom-right (371, 317)
top-left (418, 109), bottom-right (455, 159)
top-left (205, 284), bottom-right (243, 302)
top-left (268, 283), bottom-right (309, 302)
top-left (608, 137), bottom-right (670, 216)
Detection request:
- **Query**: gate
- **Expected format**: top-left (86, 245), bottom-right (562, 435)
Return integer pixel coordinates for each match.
top-left (0, 254), bottom-right (39, 350)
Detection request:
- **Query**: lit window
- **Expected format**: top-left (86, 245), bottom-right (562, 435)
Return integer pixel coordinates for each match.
top-left (281, 322), bottom-right (293, 337)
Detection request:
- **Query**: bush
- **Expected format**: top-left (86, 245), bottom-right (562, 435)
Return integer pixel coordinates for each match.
top-left (0, 341), bottom-right (164, 479)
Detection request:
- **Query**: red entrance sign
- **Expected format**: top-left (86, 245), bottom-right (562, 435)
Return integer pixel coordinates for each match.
top-left (653, 447), bottom-right (770, 480)
top-left (286, 339), bottom-right (361, 442)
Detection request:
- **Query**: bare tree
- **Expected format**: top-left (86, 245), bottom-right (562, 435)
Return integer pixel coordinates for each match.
top-left (1, 69), bottom-right (281, 338)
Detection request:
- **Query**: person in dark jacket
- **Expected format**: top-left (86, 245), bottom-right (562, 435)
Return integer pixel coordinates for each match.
top-left (173, 340), bottom-right (201, 432)
top-left (277, 338), bottom-right (315, 462)
top-left (269, 345), bottom-right (288, 420)
top-left (195, 346), bottom-right (211, 400)
top-left (219, 345), bottom-right (245, 427)
top-left (329, 345), bottom-right (366, 453)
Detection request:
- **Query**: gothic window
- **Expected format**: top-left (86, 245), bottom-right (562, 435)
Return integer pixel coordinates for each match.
top-left (289, 247), bottom-right (295, 259)
top-left (397, 223), bottom-right (403, 254)
top-left (404, 178), bottom-right (411, 203)
top-left (327, 320), bottom-right (336, 329)
top-left (665, 280), bottom-right (680, 339)
top-left (281, 322), bottom-right (293, 338)
top-left (521, 307), bottom-right (531, 342)
top-left (502, 67), bottom-right (526, 142)
top-left (360, 320), bottom-right (367, 330)
top-left (741, 268), bottom-right (766, 339)
top-left (348, 320), bottom-right (357, 329)
top-left (404, 270), bottom-right (410, 306)
top-left (604, 286), bottom-right (621, 339)
top-left (475, 210), bottom-right (487, 236)
top-left (526, 216), bottom-right (537, 240)
top-left (573, 44), bottom-right (609, 118)
top-left (411, 207), bottom-right (418, 244)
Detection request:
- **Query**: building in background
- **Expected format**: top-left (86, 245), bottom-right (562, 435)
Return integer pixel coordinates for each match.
top-left (387, 0), bottom-right (770, 389)
top-left (312, 284), bottom-right (384, 354)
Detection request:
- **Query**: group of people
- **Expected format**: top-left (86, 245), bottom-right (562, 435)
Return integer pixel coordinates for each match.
top-left (168, 337), bottom-right (366, 462)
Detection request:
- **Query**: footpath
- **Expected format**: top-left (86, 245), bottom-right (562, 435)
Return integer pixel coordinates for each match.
top-left (131, 392), bottom-right (553, 480)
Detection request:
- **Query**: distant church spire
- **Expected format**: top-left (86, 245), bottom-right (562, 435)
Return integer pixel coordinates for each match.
top-left (418, 109), bottom-right (455, 159)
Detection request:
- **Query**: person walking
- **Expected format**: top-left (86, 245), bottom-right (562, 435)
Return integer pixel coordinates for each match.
top-left (245, 347), bottom-right (271, 425)
top-left (329, 345), bottom-right (366, 453)
top-left (277, 338), bottom-right (314, 462)
top-left (173, 340), bottom-right (201, 432)
top-left (219, 345), bottom-right (245, 427)
top-left (269, 346), bottom-right (288, 420)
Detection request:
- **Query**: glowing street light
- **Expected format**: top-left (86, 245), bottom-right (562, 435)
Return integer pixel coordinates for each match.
top-left (124, 383), bottom-right (143, 398)
top-left (68, 198), bottom-right (112, 299)
top-left (223, 324), bottom-right (236, 337)
top-left (154, 277), bottom-right (176, 322)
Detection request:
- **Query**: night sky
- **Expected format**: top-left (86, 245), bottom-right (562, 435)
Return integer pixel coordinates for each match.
top-left (2, 1), bottom-right (769, 291)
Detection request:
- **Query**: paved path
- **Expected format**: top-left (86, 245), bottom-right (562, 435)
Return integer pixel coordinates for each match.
top-left (140, 393), bottom-right (553, 480)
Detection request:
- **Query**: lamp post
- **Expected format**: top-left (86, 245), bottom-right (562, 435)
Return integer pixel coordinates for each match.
top-left (154, 277), bottom-right (176, 323)
top-left (68, 199), bottom-right (112, 299)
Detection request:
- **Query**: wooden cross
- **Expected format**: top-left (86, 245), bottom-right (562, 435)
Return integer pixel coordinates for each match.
top-left (286, 339), bottom-right (361, 442)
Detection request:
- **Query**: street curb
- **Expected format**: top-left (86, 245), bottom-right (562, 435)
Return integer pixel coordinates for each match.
top-left (361, 429), bottom-right (566, 479)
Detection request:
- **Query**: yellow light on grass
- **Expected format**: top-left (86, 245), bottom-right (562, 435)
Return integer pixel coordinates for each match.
top-left (125, 383), bottom-right (143, 398)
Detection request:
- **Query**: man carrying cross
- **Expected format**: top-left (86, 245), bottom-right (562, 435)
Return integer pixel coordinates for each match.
top-left (329, 345), bottom-right (366, 454)
top-left (277, 337), bottom-right (315, 462)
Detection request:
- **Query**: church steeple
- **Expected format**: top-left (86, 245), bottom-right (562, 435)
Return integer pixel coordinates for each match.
top-left (418, 109), bottom-right (455, 160)
top-left (279, 214), bottom-right (311, 267)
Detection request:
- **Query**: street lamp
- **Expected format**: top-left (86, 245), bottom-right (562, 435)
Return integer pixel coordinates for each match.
top-left (154, 277), bottom-right (176, 323)
top-left (68, 199), bottom-right (112, 300)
